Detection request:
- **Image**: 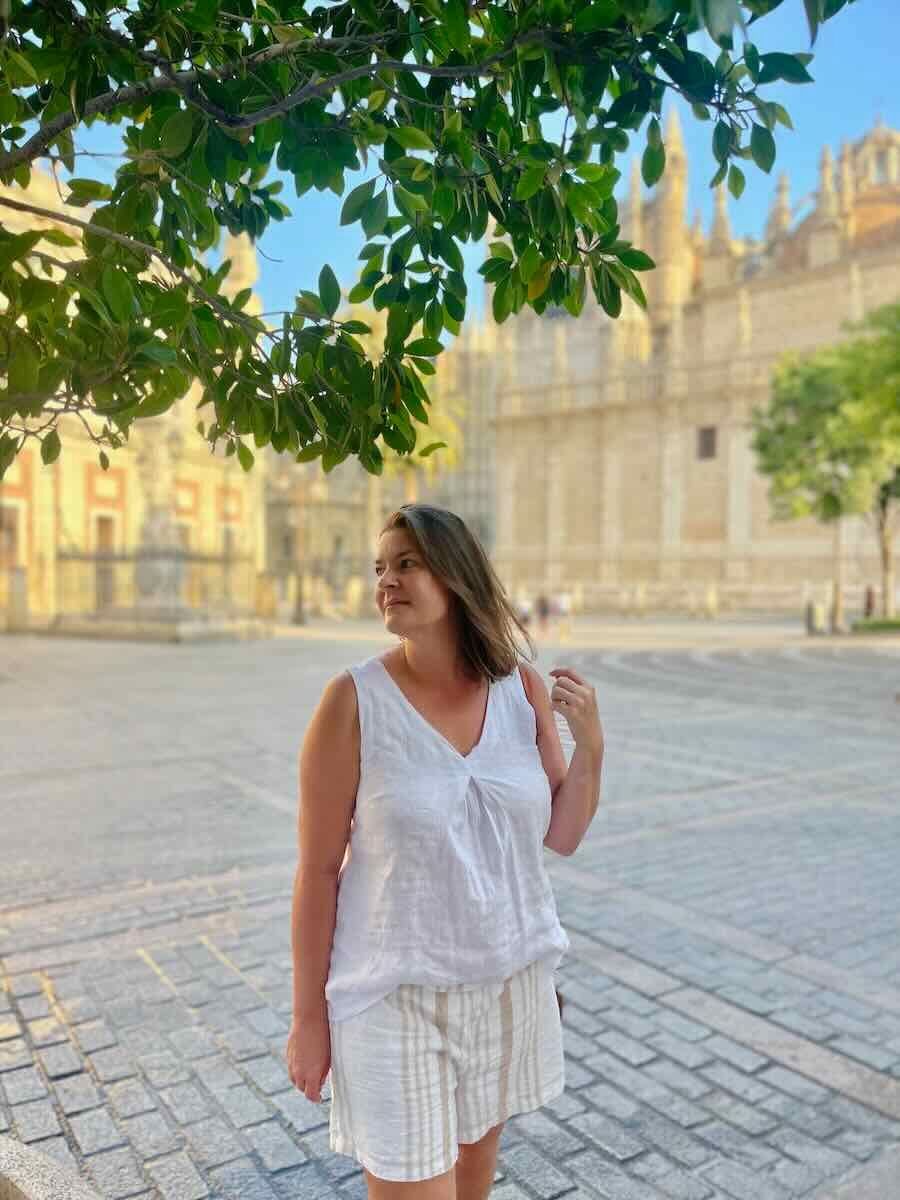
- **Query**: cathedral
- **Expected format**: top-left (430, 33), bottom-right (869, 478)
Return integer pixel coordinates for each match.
top-left (448, 116), bottom-right (900, 613)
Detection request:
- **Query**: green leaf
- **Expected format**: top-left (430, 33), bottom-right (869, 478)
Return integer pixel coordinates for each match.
top-left (406, 338), bottom-right (444, 357)
top-left (444, 0), bottom-right (470, 52)
top-left (390, 127), bottom-right (435, 151)
top-left (9, 337), bottom-right (39, 394)
top-left (160, 109), bottom-right (195, 158)
top-left (750, 124), bottom-right (776, 173)
top-left (236, 441), bottom-right (255, 471)
top-left (340, 177), bottom-right (377, 225)
top-left (418, 441), bottom-right (447, 458)
top-left (618, 247), bottom-right (655, 271)
top-left (641, 142), bottom-right (665, 187)
top-left (518, 244), bottom-right (542, 282)
top-left (318, 264), bottom-right (341, 317)
top-left (41, 430), bottom-right (61, 465)
top-left (395, 184), bottom-right (429, 214)
top-left (361, 190), bottom-right (389, 238)
top-left (573, 0), bottom-right (620, 33)
top-left (728, 164), bottom-right (746, 198)
top-left (516, 166), bottom-right (546, 201)
top-left (758, 51), bottom-right (814, 84)
top-left (713, 120), bottom-right (733, 163)
top-left (101, 266), bottom-right (134, 322)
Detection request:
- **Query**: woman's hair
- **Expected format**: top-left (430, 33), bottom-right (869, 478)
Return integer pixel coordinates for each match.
top-left (379, 503), bottom-right (535, 681)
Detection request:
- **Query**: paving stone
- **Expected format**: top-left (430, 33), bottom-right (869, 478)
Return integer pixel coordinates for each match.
top-left (828, 1036), bottom-right (897, 1071)
top-left (655, 1011), bottom-right (712, 1043)
top-left (123, 1109), bottom-right (182, 1157)
top-left (168, 1025), bottom-right (220, 1060)
top-left (765, 1127), bottom-right (855, 1177)
top-left (580, 1082), bottom-right (640, 1121)
top-left (594, 1029), bottom-right (658, 1066)
top-left (703, 1035), bottom-right (768, 1074)
top-left (503, 1140), bottom-right (576, 1198)
top-left (644, 1058), bottom-right (714, 1101)
top-left (208, 1155), bottom-right (283, 1199)
top-left (70, 1106), bottom-right (127, 1155)
top-left (12, 1097), bottom-right (62, 1142)
top-left (622, 1108), bottom-right (715, 1168)
top-left (89, 1046), bottom-right (138, 1083)
top-left (630, 1150), bottom-right (716, 1200)
top-left (759, 1092), bottom-right (840, 1139)
top-left (830, 1126), bottom-right (880, 1160)
top-left (194, 1055), bottom-right (245, 1094)
top-left (510, 1109), bottom-right (583, 1157)
top-left (821, 1095), bottom-right (900, 1140)
top-left (217, 1082), bottom-right (272, 1128)
top-left (648, 1031), bottom-right (715, 1070)
top-left (700, 1090), bottom-right (779, 1135)
top-left (757, 1067), bottom-right (829, 1106)
top-left (159, 1080), bottom-right (215, 1124)
top-left (138, 1049), bottom-right (192, 1088)
top-left (37, 1041), bottom-right (84, 1079)
top-left (0, 1039), bottom-right (32, 1073)
top-left (106, 1078), bottom-right (157, 1119)
top-left (245, 1120), bottom-right (309, 1171)
top-left (183, 1115), bottom-right (247, 1171)
top-left (696, 1121), bottom-right (781, 1171)
top-left (0, 1017), bottom-right (22, 1041)
top-left (30, 1135), bottom-right (80, 1175)
top-left (77, 1021), bottom-right (119, 1053)
top-left (568, 1109), bottom-right (643, 1159)
top-left (700, 1062), bottom-right (774, 1105)
top-left (87, 1145), bottom-right (150, 1199)
top-left (568, 1149), bottom-right (667, 1200)
top-left (272, 1088), bottom-right (331, 1134)
top-left (1, 1065), bottom-right (47, 1104)
top-left (768, 1159), bottom-right (825, 1195)
top-left (702, 1159), bottom-right (791, 1200)
top-left (146, 1150), bottom-right (209, 1199)
top-left (241, 1054), bottom-right (293, 1095)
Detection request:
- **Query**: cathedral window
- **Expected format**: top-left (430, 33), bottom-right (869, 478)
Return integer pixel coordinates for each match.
top-left (697, 427), bottom-right (717, 460)
top-left (0, 503), bottom-right (19, 567)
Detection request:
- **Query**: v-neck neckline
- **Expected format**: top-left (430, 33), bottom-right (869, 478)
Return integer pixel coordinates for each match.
top-left (375, 658), bottom-right (493, 762)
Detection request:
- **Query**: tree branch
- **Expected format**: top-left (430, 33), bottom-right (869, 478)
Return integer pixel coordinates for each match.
top-left (0, 193), bottom-right (261, 334)
top-left (0, 31), bottom-right (540, 171)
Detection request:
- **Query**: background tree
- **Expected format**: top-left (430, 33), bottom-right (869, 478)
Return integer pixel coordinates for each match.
top-left (751, 305), bottom-right (900, 623)
top-left (1, 0), bottom-right (856, 481)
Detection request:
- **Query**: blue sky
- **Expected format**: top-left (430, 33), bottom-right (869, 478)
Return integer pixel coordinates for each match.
top-left (67, 0), bottom-right (897, 319)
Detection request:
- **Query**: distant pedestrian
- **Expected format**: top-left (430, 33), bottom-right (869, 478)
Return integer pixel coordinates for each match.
top-left (536, 592), bottom-right (551, 638)
top-left (864, 584), bottom-right (876, 619)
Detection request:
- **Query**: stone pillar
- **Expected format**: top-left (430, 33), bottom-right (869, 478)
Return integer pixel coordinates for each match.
top-left (545, 434), bottom-right (563, 591)
top-left (600, 424), bottom-right (621, 584)
top-left (725, 421), bottom-right (753, 583)
top-left (659, 406), bottom-right (683, 582)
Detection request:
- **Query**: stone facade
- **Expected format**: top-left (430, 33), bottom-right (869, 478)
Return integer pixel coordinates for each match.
top-left (477, 117), bottom-right (900, 612)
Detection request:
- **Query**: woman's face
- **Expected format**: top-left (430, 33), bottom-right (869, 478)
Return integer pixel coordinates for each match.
top-left (374, 527), bottom-right (454, 636)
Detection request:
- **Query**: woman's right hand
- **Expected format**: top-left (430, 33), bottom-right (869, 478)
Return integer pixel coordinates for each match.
top-left (286, 1016), bottom-right (331, 1103)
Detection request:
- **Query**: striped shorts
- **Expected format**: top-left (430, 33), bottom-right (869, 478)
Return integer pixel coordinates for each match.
top-left (327, 958), bottom-right (565, 1182)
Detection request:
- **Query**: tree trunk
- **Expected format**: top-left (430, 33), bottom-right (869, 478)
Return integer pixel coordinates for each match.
top-left (881, 525), bottom-right (896, 619)
top-left (830, 519), bottom-right (845, 633)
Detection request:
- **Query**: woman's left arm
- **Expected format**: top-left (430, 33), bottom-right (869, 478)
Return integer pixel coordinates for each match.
top-left (520, 662), bottom-right (604, 857)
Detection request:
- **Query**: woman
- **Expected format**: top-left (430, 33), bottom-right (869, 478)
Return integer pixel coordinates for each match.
top-left (286, 504), bottom-right (604, 1199)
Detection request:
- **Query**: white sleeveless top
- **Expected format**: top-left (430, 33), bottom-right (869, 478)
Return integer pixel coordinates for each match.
top-left (324, 653), bottom-right (570, 1023)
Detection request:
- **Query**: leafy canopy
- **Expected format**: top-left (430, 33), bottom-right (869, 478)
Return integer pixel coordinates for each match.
top-left (0, 0), bottom-right (856, 480)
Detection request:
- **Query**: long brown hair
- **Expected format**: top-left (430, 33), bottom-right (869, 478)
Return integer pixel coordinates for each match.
top-left (379, 504), bottom-right (535, 681)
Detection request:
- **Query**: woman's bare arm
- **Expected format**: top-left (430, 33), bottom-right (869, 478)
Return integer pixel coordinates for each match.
top-left (291, 671), bottom-right (360, 1024)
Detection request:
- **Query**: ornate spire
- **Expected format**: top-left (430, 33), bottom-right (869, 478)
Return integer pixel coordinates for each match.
top-left (665, 105), bottom-right (685, 159)
top-left (624, 156), bottom-right (643, 244)
top-left (710, 184), bottom-right (732, 249)
top-left (838, 141), bottom-right (855, 213)
top-left (765, 173), bottom-right (792, 241)
top-left (815, 145), bottom-right (839, 223)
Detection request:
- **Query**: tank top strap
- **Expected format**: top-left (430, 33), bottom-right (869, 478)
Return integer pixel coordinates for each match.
top-left (346, 655), bottom-right (402, 766)
top-left (491, 660), bottom-right (539, 748)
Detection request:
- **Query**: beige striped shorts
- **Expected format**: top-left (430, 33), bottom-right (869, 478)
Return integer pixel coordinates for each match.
top-left (327, 958), bottom-right (565, 1182)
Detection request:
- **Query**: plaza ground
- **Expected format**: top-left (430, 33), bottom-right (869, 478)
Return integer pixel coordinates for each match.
top-left (1, 621), bottom-right (899, 1199)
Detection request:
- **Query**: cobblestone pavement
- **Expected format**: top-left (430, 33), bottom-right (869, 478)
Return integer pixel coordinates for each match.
top-left (2, 628), bottom-right (900, 1199)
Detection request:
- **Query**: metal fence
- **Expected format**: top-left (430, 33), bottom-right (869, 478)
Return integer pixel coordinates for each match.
top-left (55, 548), bottom-right (257, 621)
